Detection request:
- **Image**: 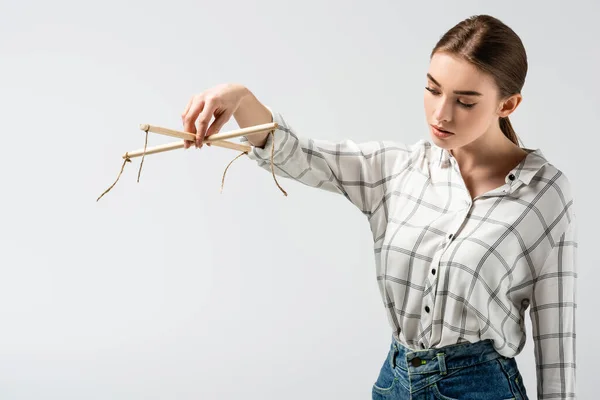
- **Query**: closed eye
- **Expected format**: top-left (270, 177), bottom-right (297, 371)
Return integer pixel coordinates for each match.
top-left (425, 87), bottom-right (476, 109)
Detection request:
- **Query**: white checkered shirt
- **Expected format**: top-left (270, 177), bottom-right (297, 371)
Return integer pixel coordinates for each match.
top-left (240, 107), bottom-right (577, 399)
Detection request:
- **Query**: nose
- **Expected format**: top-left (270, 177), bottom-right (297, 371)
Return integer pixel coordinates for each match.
top-left (434, 99), bottom-right (452, 123)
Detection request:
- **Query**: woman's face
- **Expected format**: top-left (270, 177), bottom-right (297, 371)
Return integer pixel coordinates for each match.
top-left (423, 52), bottom-right (513, 149)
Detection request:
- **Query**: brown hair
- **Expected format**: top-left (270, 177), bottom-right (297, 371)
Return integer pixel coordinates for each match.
top-left (431, 15), bottom-right (527, 146)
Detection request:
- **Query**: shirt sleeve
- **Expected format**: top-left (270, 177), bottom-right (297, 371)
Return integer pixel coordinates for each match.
top-left (239, 106), bottom-right (416, 217)
top-left (530, 216), bottom-right (577, 399)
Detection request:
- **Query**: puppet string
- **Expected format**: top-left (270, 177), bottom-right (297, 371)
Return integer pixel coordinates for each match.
top-left (96, 155), bottom-right (132, 202)
top-left (220, 131), bottom-right (287, 196)
top-left (137, 127), bottom-right (149, 182)
top-left (96, 127), bottom-right (149, 202)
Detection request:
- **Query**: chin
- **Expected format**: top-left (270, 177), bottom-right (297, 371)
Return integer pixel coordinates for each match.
top-left (431, 136), bottom-right (450, 148)
top-left (429, 129), bottom-right (454, 147)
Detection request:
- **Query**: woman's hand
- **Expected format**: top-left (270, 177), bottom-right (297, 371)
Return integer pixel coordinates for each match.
top-left (181, 83), bottom-right (249, 149)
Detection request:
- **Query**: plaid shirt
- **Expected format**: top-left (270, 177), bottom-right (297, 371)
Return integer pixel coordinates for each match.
top-left (240, 107), bottom-right (577, 399)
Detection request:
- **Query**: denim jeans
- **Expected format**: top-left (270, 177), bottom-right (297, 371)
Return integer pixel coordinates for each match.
top-left (372, 335), bottom-right (529, 399)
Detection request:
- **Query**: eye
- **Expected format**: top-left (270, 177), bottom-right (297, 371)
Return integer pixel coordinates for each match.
top-left (458, 101), bottom-right (476, 109)
top-left (425, 87), bottom-right (476, 109)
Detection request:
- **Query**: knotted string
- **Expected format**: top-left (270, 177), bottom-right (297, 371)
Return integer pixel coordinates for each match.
top-left (96, 155), bottom-right (132, 202)
top-left (96, 127), bottom-right (149, 202)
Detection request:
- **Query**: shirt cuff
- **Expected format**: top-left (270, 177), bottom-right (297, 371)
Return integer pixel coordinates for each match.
top-left (239, 106), bottom-right (289, 164)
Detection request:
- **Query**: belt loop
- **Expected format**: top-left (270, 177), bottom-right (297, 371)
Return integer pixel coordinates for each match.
top-left (436, 353), bottom-right (447, 375)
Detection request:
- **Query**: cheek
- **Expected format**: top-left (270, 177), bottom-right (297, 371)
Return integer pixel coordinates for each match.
top-left (454, 109), bottom-right (495, 139)
top-left (463, 107), bottom-right (492, 129)
top-left (423, 95), bottom-right (434, 114)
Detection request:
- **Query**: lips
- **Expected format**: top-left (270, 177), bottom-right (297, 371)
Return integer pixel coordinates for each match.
top-left (432, 125), bottom-right (453, 134)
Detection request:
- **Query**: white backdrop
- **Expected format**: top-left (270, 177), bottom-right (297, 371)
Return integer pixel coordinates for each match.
top-left (1, 0), bottom-right (597, 398)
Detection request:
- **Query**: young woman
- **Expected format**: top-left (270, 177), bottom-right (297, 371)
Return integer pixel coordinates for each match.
top-left (181, 14), bottom-right (576, 400)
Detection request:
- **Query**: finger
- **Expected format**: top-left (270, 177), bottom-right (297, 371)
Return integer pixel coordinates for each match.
top-left (183, 97), bottom-right (205, 148)
top-left (195, 100), bottom-right (215, 148)
top-left (182, 96), bottom-right (193, 119)
top-left (182, 97), bottom-right (195, 149)
top-left (205, 110), bottom-right (232, 145)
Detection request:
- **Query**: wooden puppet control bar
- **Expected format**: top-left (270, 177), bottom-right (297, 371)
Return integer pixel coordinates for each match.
top-left (125, 122), bottom-right (279, 158)
top-left (97, 122), bottom-right (285, 202)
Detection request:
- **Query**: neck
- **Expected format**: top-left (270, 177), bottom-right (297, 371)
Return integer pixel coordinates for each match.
top-left (450, 129), bottom-right (522, 174)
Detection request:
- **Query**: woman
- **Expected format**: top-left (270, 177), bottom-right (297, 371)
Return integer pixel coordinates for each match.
top-left (181, 14), bottom-right (576, 400)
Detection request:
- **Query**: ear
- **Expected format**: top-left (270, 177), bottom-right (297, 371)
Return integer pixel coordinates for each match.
top-left (498, 93), bottom-right (522, 118)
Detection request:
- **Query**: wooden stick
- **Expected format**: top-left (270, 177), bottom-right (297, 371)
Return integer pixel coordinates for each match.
top-left (139, 121), bottom-right (277, 142)
top-left (124, 139), bottom-right (251, 159)
top-left (123, 122), bottom-right (278, 159)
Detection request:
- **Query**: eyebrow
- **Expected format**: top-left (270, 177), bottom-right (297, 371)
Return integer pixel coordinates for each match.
top-left (427, 73), bottom-right (483, 96)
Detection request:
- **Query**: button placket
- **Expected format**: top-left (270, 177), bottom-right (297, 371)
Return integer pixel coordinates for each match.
top-left (421, 293), bottom-right (432, 338)
top-left (443, 231), bottom-right (456, 250)
top-left (426, 234), bottom-right (450, 334)
top-left (429, 245), bottom-right (444, 283)
top-left (422, 266), bottom-right (436, 336)
top-left (445, 207), bottom-right (471, 246)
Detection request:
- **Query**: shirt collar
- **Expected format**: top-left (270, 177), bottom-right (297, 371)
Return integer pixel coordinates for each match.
top-left (435, 144), bottom-right (549, 186)
top-left (509, 148), bottom-right (550, 185)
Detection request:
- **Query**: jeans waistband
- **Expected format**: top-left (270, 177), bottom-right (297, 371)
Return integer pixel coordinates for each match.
top-left (391, 335), bottom-right (503, 375)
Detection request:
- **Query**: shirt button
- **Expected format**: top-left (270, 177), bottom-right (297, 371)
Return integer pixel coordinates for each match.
top-left (448, 233), bottom-right (454, 240)
top-left (425, 306), bottom-right (430, 313)
top-left (431, 269), bottom-right (436, 275)
top-left (411, 357), bottom-right (422, 367)
top-left (420, 343), bottom-right (425, 349)
top-left (508, 173), bottom-right (515, 181)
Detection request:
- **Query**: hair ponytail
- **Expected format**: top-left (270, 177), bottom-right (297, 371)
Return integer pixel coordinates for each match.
top-left (499, 116), bottom-right (521, 146)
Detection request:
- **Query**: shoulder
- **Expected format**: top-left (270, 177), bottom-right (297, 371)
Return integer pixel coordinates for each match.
top-left (358, 138), bottom-right (432, 164)
top-left (380, 138), bottom-right (435, 159)
top-left (532, 152), bottom-right (574, 209)
top-left (376, 138), bottom-right (435, 170)
top-left (375, 138), bottom-right (431, 153)
top-left (537, 162), bottom-right (574, 199)
top-left (527, 151), bottom-right (576, 238)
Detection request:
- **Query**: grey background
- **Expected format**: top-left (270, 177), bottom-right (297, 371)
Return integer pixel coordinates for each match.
top-left (1, 0), bottom-right (597, 399)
